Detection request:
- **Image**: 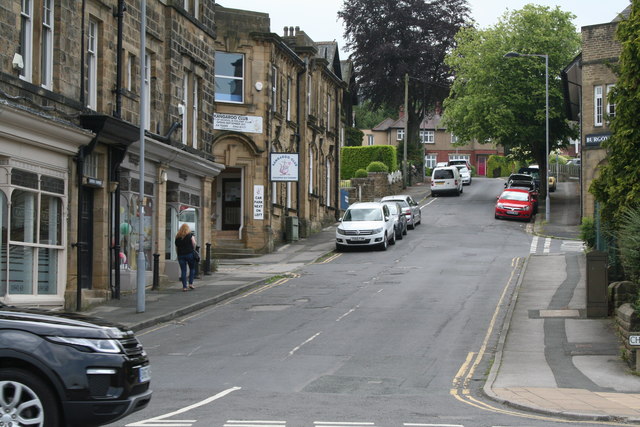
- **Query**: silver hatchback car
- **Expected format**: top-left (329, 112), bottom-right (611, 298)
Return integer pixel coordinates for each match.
top-left (380, 195), bottom-right (422, 229)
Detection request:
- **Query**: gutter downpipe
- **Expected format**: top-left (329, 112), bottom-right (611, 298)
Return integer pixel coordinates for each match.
top-left (295, 58), bottom-right (307, 218)
top-left (75, 0), bottom-right (87, 311)
top-left (137, 0), bottom-right (147, 313)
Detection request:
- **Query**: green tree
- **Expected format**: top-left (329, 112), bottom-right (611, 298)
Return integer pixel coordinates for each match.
top-left (591, 0), bottom-right (640, 227)
top-left (442, 4), bottom-right (580, 198)
top-left (345, 127), bottom-right (365, 147)
top-left (339, 0), bottom-right (470, 164)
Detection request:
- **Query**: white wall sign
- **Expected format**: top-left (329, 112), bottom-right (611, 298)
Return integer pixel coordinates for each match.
top-left (214, 113), bottom-right (263, 134)
top-left (270, 152), bottom-right (299, 182)
top-left (253, 185), bottom-right (264, 220)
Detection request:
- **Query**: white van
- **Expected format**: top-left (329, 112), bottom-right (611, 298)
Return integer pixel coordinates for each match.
top-left (431, 166), bottom-right (463, 196)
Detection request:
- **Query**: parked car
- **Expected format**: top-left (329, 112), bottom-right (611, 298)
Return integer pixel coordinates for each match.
top-left (0, 303), bottom-right (152, 427)
top-left (448, 159), bottom-right (472, 171)
top-left (567, 158), bottom-right (581, 166)
top-left (382, 201), bottom-right (408, 240)
top-left (520, 165), bottom-right (556, 192)
top-left (435, 161), bottom-right (449, 167)
top-left (506, 173), bottom-right (537, 190)
top-left (431, 166), bottom-right (463, 196)
top-left (506, 180), bottom-right (538, 213)
top-left (495, 189), bottom-right (535, 222)
top-left (336, 202), bottom-right (396, 251)
top-left (380, 194), bottom-right (422, 229)
top-left (453, 165), bottom-right (472, 185)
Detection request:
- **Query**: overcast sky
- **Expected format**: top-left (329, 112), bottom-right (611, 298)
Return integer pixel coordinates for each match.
top-left (220, 0), bottom-right (631, 54)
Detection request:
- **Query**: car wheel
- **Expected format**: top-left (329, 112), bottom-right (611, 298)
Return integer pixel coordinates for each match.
top-left (495, 214), bottom-right (500, 220)
top-left (379, 234), bottom-right (388, 251)
top-left (397, 229), bottom-right (403, 240)
top-left (402, 225), bottom-right (408, 235)
top-left (455, 189), bottom-right (461, 196)
top-left (389, 231), bottom-right (396, 245)
top-left (0, 368), bottom-right (61, 427)
top-left (335, 243), bottom-right (343, 252)
top-left (416, 213), bottom-right (421, 225)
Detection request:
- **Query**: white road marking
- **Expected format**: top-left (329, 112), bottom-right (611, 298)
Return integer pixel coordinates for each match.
top-left (543, 237), bottom-right (551, 254)
top-left (224, 421), bottom-right (286, 427)
top-left (288, 332), bottom-right (322, 357)
top-left (336, 305), bottom-right (360, 322)
top-left (529, 235), bottom-right (538, 253)
top-left (315, 423), bottom-right (375, 426)
top-left (404, 424), bottom-right (464, 427)
top-left (125, 387), bottom-right (241, 426)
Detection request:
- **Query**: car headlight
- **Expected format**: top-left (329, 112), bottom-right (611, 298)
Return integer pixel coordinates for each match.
top-left (48, 336), bottom-right (123, 354)
top-left (523, 205), bottom-right (531, 211)
top-left (496, 203), bottom-right (505, 209)
top-left (373, 227), bottom-right (383, 234)
top-left (337, 228), bottom-right (347, 235)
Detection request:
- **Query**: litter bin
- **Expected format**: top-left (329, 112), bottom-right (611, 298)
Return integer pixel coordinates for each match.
top-left (285, 216), bottom-right (299, 242)
top-left (586, 251), bottom-right (608, 317)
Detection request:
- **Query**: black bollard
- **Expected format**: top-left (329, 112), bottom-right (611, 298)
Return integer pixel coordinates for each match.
top-left (204, 242), bottom-right (212, 275)
top-left (195, 245), bottom-right (200, 279)
top-left (152, 253), bottom-right (160, 290)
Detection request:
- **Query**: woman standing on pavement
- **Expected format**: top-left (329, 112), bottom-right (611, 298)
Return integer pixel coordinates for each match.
top-left (175, 223), bottom-right (197, 291)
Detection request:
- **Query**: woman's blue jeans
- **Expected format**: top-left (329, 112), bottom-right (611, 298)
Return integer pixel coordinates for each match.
top-left (178, 252), bottom-right (196, 287)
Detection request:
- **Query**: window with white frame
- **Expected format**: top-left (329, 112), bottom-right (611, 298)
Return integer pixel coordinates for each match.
top-left (215, 52), bottom-right (244, 103)
top-left (325, 159), bottom-right (331, 207)
top-left (19, 0), bottom-right (33, 82)
top-left (181, 73), bottom-right (188, 144)
top-left (367, 135), bottom-right (374, 146)
top-left (40, 0), bottom-right (53, 89)
top-left (143, 52), bottom-right (151, 130)
top-left (183, 0), bottom-right (199, 18)
top-left (397, 129), bottom-right (404, 141)
top-left (126, 53), bottom-right (135, 91)
top-left (420, 130), bottom-right (435, 144)
top-left (87, 19), bottom-right (98, 109)
top-left (425, 154), bottom-right (437, 169)
top-left (449, 154), bottom-right (470, 163)
top-left (286, 77), bottom-right (292, 121)
top-left (451, 134), bottom-right (459, 144)
top-left (309, 149), bottom-right (314, 194)
top-left (607, 84), bottom-right (616, 119)
top-left (327, 94), bottom-right (331, 130)
top-left (192, 77), bottom-right (198, 149)
top-left (271, 66), bottom-right (277, 112)
top-left (594, 85), bottom-right (603, 127)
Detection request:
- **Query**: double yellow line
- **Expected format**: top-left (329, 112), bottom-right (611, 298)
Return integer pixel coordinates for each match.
top-left (449, 257), bottom-right (625, 425)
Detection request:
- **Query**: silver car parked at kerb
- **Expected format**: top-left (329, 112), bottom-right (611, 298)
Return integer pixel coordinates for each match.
top-left (380, 195), bottom-right (422, 229)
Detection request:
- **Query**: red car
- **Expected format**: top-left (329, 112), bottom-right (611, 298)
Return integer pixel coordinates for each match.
top-left (495, 189), bottom-right (535, 222)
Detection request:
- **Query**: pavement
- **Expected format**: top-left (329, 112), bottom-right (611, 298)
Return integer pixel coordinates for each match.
top-left (86, 178), bottom-right (640, 423)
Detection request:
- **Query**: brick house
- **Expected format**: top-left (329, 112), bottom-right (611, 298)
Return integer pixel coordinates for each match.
top-left (563, 5), bottom-right (630, 219)
top-left (211, 5), bottom-right (347, 253)
top-left (363, 113), bottom-right (504, 176)
top-left (0, 0), bottom-right (223, 309)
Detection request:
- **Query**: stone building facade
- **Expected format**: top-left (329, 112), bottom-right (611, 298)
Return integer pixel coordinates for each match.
top-left (0, 0), bottom-right (223, 309)
top-left (211, 5), bottom-right (346, 254)
top-left (579, 18), bottom-right (624, 219)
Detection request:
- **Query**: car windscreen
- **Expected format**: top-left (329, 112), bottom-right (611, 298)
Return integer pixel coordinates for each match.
top-left (433, 169), bottom-right (454, 179)
top-left (343, 208), bottom-right (382, 221)
top-left (500, 192), bottom-right (529, 201)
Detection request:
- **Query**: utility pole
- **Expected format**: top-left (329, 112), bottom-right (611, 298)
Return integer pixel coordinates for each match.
top-left (403, 73), bottom-right (408, 188)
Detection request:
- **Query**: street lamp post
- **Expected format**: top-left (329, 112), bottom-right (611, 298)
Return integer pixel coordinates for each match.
top-left (504, 51), bottom-right (550, 222)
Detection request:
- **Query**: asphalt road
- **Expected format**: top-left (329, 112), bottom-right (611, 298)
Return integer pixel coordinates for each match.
top-left (113, 178), bottom-right (614, 427)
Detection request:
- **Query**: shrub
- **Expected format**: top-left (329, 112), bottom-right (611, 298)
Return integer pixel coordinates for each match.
top-left (618, 207), bottom-right (640, 284)
top-left (367, 161), bottom-right (389, 173)
top-left (425, 167), bottom-right (432, 177)
top-left (580, 217), bottom-right (596, 249)
top-left (354, 168), bottom-right (368, 178)
top-left (341, 145), bottom-right (397, 179)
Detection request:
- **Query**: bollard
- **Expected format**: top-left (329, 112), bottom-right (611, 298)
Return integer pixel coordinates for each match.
top-left (204, 242), bottom-right (212, 275)
top-left (195, 245), bottom-right (200, 279)
top-left (152, 253), bottom-right (160, 290)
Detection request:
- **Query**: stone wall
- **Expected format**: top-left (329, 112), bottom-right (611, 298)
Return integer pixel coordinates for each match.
top-left (345, 172), bottom-right (405, 205)
top-left (611, 281), bottom-right (640, 369)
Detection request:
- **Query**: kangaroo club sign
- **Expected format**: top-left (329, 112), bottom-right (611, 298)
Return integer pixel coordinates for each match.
top-left (270, 153), bottom-right (299, 182)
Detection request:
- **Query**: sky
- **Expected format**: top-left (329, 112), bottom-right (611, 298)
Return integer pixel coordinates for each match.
top-left (220, 0), bottom-right (631, 54)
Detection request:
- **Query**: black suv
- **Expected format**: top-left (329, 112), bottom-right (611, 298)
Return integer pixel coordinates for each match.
top-left (0, 303), bottom-right (152, 426)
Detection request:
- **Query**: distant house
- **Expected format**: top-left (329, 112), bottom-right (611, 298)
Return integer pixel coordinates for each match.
top-left (363, 112), bottom-right (504, 176)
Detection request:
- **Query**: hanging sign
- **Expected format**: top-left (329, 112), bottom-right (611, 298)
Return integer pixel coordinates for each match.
top-left (270, 153), bottom-right (299, 182)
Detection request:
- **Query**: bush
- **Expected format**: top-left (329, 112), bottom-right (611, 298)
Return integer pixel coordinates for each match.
top-left (618, 208), bottom-right (640, 284)
top-left (354, 168), bottom-right (368, 178)
top-left (367, 161), bottom-right (389, 173)
top-left (487, 155), bottom-right (514, 178)
top-left (580, 217), bottom-right (596, 249)
top-left (425, 167), bottom-right (432, 177)
top-left (341, 145), bottom-right (397, 179)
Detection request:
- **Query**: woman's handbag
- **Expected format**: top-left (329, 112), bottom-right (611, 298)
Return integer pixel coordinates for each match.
top-left (193, 249), bottom-right (201, 263)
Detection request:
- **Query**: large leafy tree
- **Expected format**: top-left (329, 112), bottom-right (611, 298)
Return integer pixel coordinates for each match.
top-left (339, 0), bottom-right (470, 163)
top-left (442, 4), bottom-right (580, 197)
top-left (591, 0), bottom-right (640, 228)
